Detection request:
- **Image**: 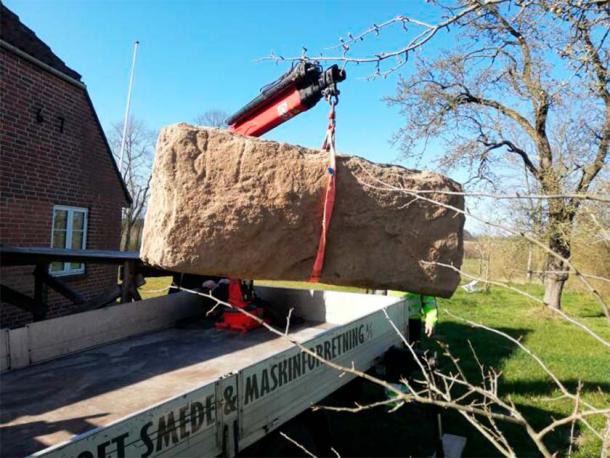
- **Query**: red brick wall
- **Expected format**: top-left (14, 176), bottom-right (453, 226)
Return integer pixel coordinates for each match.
top-left (0, 47), bottom-right (127, 328)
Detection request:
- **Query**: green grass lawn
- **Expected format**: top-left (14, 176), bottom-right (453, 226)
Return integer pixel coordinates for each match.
top-left (427, 285), bottom-right (610, 457)
top-left (139, 276), bottom-right (172, 299)
top-left (138, 277), bottom-right (365, 299)
top-left (139, 276), bottom-right (609, 456)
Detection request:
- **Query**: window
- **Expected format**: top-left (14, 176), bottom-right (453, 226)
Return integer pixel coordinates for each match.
top-left (50, 206), bottom-right (88, 275)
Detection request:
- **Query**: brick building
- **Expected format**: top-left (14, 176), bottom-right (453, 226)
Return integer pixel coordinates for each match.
top-left (0, 5), bottom-right (131, 328)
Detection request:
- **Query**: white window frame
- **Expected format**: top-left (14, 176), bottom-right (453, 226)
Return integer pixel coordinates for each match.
top-left (50, 205), bottom-right (89, 276)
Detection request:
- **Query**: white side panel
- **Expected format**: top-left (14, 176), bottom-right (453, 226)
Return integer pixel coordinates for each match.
top-left (0, 328), bottom-right (9, 371)
top-left (36, 381), bottom-right (221, 458)
top-left (254, 287), bottom-right (330, 322)
top-left (8, 326), bottom-right (29, 369)
top-left (323, 292), bottom-right (400, 324)
top-left (238, 299), bottom-right (406, 450)
top-left (4, 292), bottom-right (204, 371)
top-left (255, 286), bottom-right (399, 324)
top-left (27, 288), bottom-right (407, 457)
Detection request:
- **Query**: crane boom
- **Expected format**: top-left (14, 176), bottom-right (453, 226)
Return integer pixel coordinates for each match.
top-left (227, 61), bottom-right (345, 137)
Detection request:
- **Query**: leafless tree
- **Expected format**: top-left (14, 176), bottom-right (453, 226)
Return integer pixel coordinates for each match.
top-left (388, 1), bottom-right (608, 310)
top-left (266, 0), bottom-right (609, 311)
top-left (108, 117), bottom-right (156, 251)
top-left (353, 165), bottom-right (610, 323)
top-left (194, 109), bottom-right (229, 128)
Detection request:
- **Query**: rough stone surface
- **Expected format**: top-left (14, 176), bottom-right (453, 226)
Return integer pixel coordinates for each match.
top-left (141, 124), bottom-right (465, 297)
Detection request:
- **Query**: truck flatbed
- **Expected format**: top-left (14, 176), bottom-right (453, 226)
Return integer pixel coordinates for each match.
top-left (1, 321), bottom-right (333, 456)
top-left (1, 287), bottom-right (408, 457)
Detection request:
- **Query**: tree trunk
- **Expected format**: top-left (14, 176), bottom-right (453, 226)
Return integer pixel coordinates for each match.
top-left (543, 272), bottom-right (566, 309)
top-left (526, 245), bottom-right (533, 283)
top-left (135, 222), bottom-right (144, 250)
top-left (543, 232), bottom-right (571, 310)
top-left (122, 223), bottom-right (133, 251)
top-left (482, 251), bottom-right (491, 293)
top-left (121, 209), bottom-right (134, 251)
top-left (538, 166), bottom-right (576, 310)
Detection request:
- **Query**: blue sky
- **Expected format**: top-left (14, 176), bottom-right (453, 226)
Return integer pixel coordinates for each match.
top-left (6, 0), bottom-right (451, 167)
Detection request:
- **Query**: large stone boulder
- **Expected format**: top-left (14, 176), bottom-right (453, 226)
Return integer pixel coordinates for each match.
top-left (141, 124), bottom-right (465, 297)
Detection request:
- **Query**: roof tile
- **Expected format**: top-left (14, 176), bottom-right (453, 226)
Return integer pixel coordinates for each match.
top-left (1, 4), bottom-right (82, 81)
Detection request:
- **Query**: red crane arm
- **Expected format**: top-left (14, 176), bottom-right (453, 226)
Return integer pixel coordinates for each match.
top-left (215, 62), bottom-right (345, 332)
top-left (226, 61), bottom-right (345, 138)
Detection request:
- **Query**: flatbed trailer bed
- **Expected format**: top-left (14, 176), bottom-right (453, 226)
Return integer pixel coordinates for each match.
top-left (1, 287), bottom-right (408, 457)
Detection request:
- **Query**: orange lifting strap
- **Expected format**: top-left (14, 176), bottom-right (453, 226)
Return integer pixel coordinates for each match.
top-left (309, 99), bottom-right (337, 283)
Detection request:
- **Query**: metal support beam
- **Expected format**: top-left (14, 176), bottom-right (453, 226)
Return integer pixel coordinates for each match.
top-left (33, 265), bottom-right (45, 306)
top-left (121, 260), bottom-right (134, 303)
top-left (35, 266), bottom-right (85, 304)
top-left (129, 285), bottom-right (142, 302)
top-left (0, 284), bottom-right (47, 320)
top-left (0, 246), bottom-right (177, 326)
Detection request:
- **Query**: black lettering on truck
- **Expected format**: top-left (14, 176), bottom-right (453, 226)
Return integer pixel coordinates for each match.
top-left (245, 373), bottom-right (259, 404)
top-left (139, 397), bottom-right (215, 457)
top-left (156, 411), bottom-right (179, 452)
top-left (75, 432), bottom-right (130, 458)
top-left (140, 422), bottom-right (154, 458)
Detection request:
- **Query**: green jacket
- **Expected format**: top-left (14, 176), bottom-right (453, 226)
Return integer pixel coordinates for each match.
top-left (404, 293), bottom-right (438, 329)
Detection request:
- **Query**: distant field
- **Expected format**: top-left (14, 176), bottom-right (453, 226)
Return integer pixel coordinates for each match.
top-left (464, 239), bottom-right (610, 296)
top-left (256, 280), bottom-right (366, 293)
top-left (138, 276), bottom-right (172, 299)
top-left (138, 277), bottom-right (365, 299)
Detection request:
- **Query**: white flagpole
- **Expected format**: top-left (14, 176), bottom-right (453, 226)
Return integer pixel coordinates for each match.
top-left (118, 40), bottom-right (139, 175)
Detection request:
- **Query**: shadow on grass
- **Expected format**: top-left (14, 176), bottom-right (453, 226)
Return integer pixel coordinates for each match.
top-left (308, 320), bottom-right (597, 457)
top-left (425, 321), bottom-right (593, 457)
top-left (504, 379), bottom-right (610, 397)
top-left (576, 312), bottom-right (606, 319)
top-left (320, 380), bottom-right (442, 458)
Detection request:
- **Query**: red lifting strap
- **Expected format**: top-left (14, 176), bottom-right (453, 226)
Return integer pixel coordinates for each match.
top-left (309, 102), bottom-right (337, 283)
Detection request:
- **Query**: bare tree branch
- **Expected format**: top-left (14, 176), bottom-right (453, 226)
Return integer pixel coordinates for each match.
top-left (194, 109), bottom-right (229, 128)
top-left (354, 165), bottom-right (610, 323)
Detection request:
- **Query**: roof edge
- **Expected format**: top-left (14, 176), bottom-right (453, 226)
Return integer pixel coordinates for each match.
top-left (84, 91), bottom-right (133, 206)
top-left (1, 39), bottom-right (132, 206)
top-left (0, 39), bottom-right (85, 89)
top-left (1, 4), bottom-right (82, 80)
